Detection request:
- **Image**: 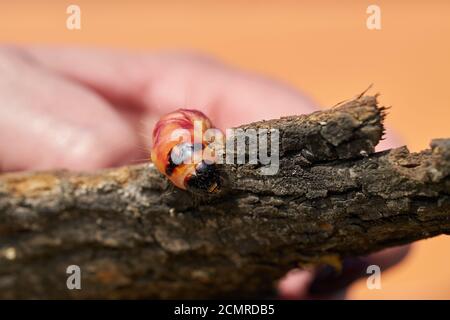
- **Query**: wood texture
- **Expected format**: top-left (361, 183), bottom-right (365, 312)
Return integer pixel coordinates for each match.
top-left (0, 96), bottom-right (448, 299)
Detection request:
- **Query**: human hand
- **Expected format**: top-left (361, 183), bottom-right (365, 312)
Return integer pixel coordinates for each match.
top-left (0, 46), bottom-right (317, 171)
top-left (0, 46), bottom-right (408, 298)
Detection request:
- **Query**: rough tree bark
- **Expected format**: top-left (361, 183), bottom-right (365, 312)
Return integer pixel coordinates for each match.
top-left (0, 96), bottom-right (448, 299)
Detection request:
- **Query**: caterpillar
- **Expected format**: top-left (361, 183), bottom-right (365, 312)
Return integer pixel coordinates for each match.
top-left (151, 109), bottom-right (222, 193)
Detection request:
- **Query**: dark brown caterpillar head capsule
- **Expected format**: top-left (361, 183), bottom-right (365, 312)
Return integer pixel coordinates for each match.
top-left (185, 160), bottom-right (221, 194)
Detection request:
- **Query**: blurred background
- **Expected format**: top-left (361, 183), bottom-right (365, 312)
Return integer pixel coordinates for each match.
top-left (1, 0), bottom-right (449, 299)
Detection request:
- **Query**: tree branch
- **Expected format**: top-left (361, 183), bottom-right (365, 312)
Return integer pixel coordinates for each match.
top-left (0, 96), bottom-right (448, 298)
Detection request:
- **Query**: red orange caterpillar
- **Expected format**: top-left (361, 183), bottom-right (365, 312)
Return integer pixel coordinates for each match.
top-left (151, 109), bottom-right (222, 193)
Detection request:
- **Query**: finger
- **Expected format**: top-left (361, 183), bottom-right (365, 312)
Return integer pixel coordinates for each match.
top-left (278, 269), bottom-right (315, 300)
top-left (365, 244), bottom-right (411, 270)
top-left (17, 47), bottom-right (318, 131)
top-left (308, 245), bottom-right (410, 297)
top-left (277, 245), bottom-right (410, 299)
top-left (0, 49), bottom-right (140, 172)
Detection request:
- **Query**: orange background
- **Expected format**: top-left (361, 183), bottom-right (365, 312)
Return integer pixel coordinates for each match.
top-left (1, 0), bottom-right (449, 299)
